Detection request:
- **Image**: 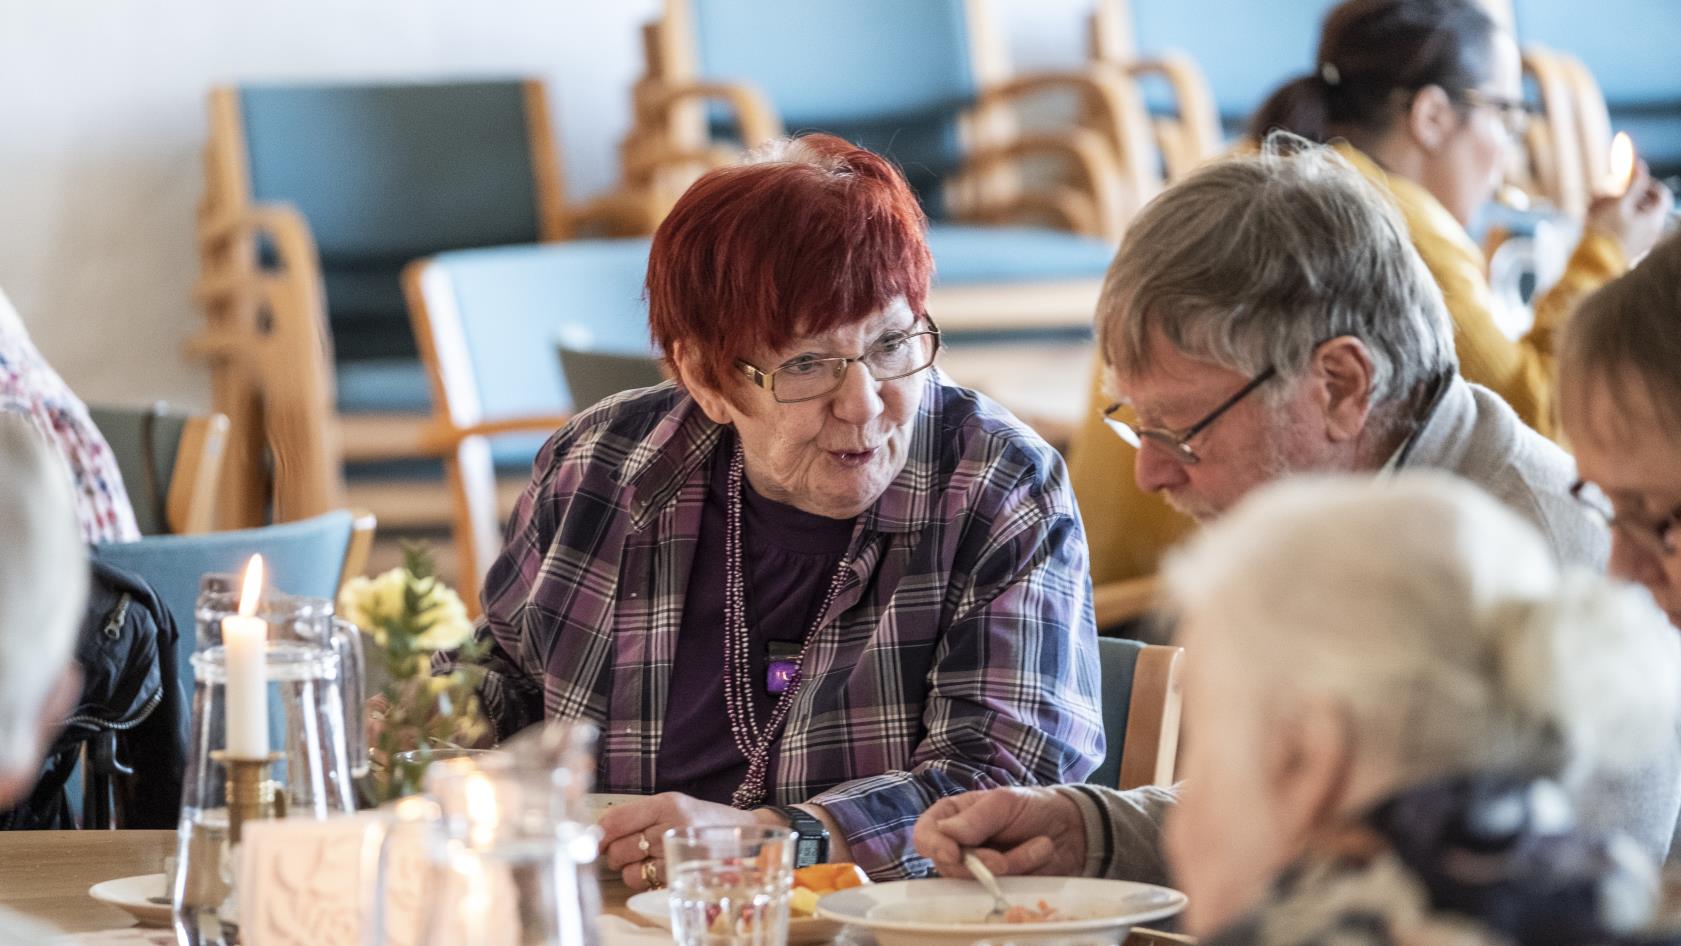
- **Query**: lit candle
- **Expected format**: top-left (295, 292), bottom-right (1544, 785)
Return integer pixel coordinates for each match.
top-left (1602, 132), bottom-right (1636, 197)
top-left (223, 555), bottom-right (269, 758)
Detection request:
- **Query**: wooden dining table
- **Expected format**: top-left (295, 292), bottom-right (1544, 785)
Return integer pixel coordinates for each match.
top-left (0, 830), bottom-right (1187, 943)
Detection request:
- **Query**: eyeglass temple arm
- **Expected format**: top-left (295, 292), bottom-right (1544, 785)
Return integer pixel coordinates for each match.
top-left (1181, 366), bottom-right (1278, 440)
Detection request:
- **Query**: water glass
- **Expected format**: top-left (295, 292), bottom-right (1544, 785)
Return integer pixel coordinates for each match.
top-left (664, 826), bottom-right (797, 946)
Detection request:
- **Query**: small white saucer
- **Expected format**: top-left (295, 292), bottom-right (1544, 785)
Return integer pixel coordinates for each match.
top-left (88, 873), bottom-right (171, 927)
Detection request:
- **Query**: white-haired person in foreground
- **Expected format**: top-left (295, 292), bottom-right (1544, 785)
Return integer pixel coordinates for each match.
top-left (918, 474), bottom-right (1681, 945)
top-left (0, 414), bottom-right (90, 943)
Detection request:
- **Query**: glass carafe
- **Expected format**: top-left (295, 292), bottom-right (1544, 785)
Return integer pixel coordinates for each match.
top-left (367, 727), bottom-right (602, 946)
top-left (173, 591), bottom-right (363, 946)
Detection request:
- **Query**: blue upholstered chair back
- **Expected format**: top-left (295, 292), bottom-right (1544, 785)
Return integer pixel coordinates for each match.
top-left (1127, 0), bottom-right (1324, 132)
top-left (238, 81), bottom-right (544, 364)
top-left (1088, 636), bottom-right (1145, 789)
top-left (92, 510), bottom-right (355, 734)
top-left (419, 239), bottom-right (653, 457)
top-left (687, 0), bottom-right (979, 212)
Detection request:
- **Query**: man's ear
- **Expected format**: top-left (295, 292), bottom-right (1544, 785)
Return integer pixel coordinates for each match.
top-left (1405, 84), bottom-right (1461, 153)
top-left (669, 341), bottom-right (736, 426)
top-left (1265, 696), bottom-right (1354, 850)
top-left (1308, 337), bottom-right (1376, 444)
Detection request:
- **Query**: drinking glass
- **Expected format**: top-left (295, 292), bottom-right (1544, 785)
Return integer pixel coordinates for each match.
top-left (664, 826), bottom-right (797, 946)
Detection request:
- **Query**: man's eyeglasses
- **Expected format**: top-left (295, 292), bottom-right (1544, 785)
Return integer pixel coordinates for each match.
top-left (1102, 366), bottom-right (1278, 465)
top-left (737, 315), bottom-right (942, 404)
top-left (1458, 90), bottom-right (1540, 138)
top-left (1570, 479), bottom-right (1681, 559)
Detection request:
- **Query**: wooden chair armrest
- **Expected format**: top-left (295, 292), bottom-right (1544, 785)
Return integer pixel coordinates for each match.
top-left (958, 129), bottom-right (1129, 240)
top-left (634, 78), bottom-right (784, 149)
top-left (1111, 53), bottom-right (1223, 172)
top-left (1117, 643), bottom-right (1184, 790)
top-left (193, 203), bottom-right (323, 306)
top-left (564, 189), bottom-right (665, 237)
top-left (417, 415), bottom-right (575, 455)
top-left (962, 188), bottom-right (1104, 238)
top-left (978, 68), bottom-right (1159, 210)
top-left (1093, 574), bottom-right (1159, 630)
top-left (338, 508), bottom-right (379, 592)
top-left (166, 413), bottom-right (230, 535)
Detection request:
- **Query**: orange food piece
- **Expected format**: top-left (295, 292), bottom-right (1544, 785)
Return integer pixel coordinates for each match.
top-left (793, 862), bottom-right (870, 893)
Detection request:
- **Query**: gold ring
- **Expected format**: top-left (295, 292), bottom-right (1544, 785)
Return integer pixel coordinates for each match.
top-left (637, 831), bottom-right (651, 856)
top-left (641, 858), bottom-right (662, 889)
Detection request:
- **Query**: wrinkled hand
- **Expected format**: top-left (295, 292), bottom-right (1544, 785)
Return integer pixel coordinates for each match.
top-left (598, 792), bottom-right (781, 892)
top-left (912, 787), bottom-right (1087, 879)
top-left (1586, 159), bottom-right (1675, 261)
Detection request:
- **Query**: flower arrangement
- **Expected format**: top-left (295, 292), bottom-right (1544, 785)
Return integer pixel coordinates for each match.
top-left (338, 544), bottom-right (488, 801)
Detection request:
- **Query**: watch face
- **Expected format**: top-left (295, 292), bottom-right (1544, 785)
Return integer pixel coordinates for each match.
top-left (797, 837), bottom-right (822, 865)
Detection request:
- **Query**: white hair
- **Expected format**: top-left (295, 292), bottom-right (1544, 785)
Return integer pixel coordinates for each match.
top-left (0, 413), bottom-right (88, 773)
top-left (1163, 473), bottom-right (1680, 785)
top-left (1097, 135), bottom-right (1457, 421)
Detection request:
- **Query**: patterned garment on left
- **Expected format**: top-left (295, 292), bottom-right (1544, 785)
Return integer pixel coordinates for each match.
top-left (0, 288), bottom-right (139, 543)
top-left (1206, 774), bottom-right (1681, 946)
top-left (449, 375), bottom-right (1105, 879)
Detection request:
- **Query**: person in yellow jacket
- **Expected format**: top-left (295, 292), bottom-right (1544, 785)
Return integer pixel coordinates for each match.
top-left (1071, 0), bottom-right (1672, 597)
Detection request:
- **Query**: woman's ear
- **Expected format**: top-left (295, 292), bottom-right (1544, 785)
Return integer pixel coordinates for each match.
top-left (1307, 337), bottom-right (1376, 444)
top-left (669, 341), bottom-right (736, 426)
top-left (1405, 84), bottom-right (1460, 152)
top-left (1266, 696), bottom-right (1354, 850)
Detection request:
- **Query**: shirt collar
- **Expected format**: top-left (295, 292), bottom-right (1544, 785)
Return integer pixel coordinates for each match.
top-left (1381, 373), bottom-right (1466, 475)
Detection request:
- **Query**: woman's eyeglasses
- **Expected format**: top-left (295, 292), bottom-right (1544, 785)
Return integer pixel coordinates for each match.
top-left (1570, 479), bottom-right (1681, 559)
top-left (1458, 90), bottom-right (1540, 138)
top-left (737, 315), bottom-right (942, 404)
top-left (1102, 366), bottom-right (1278, 465)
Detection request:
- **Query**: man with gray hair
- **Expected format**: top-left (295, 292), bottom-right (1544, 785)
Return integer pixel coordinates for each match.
top-left (1094, 137), bottom-right (1600, 564)
top-left (910, 140), bottom-right (1680, 885)
top-left (0, 413), bottom-right (90, 943)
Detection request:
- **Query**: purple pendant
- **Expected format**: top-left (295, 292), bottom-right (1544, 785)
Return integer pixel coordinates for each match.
top-left (766, 659), bottom-right (798, 694)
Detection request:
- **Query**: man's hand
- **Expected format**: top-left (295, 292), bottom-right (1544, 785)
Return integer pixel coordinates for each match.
top-left (598, 792), bottom-right (785, 891)
top-left (912, 787), bottom-right (1088, 878)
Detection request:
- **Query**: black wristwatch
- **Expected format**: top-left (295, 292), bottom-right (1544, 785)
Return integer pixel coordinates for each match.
top-left (768, 805), bottom-right (829, 867)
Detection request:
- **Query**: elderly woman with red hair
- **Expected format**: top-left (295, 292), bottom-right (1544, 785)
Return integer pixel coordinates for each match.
top-left (458, 134), bottom-right (1103, 884)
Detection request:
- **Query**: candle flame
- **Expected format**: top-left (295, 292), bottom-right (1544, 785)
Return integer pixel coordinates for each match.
top-left (1604, 132), bottom-right (1636, 196)
top-left (237, 555), bottom-right (265, 617)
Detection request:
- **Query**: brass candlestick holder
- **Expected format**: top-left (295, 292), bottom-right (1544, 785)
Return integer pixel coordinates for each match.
top-left (211, 750), bottom-right (287, 844)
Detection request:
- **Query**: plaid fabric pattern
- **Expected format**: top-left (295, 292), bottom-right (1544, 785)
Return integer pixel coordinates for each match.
top-left (459, 374), bottom-right (1103, 878)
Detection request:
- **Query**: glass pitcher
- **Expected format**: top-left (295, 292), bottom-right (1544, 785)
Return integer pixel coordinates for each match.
top-left (367, 724), bottom-right (602, 946)
top-left (173, 590), bottom-right (364, 946)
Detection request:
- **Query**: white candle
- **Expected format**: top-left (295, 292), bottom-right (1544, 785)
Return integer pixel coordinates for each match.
top-left (223, 555), bottom-right (269, 758)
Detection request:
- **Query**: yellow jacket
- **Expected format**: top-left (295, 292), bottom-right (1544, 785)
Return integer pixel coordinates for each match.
top-left (1068, 142), bottom-right (1625, 589)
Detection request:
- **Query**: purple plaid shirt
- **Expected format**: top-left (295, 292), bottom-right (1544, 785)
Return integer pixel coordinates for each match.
top-left (462, 374), bottom-right (1103, 878)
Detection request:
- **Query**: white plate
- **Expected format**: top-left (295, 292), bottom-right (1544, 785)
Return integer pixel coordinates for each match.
top-left (88, 873), bottom-right (172, 928)
top-left (625, 889), bottom-right (843, 945)
top-left (815, 876), bottom-right (1186, 946)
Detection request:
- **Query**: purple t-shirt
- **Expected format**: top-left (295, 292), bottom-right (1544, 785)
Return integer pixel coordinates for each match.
top-left (655, 439), bottom-right (854, 802)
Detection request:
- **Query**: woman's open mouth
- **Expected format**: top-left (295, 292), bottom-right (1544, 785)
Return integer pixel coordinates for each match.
top-left (828, 447), bottom-right (879, 467)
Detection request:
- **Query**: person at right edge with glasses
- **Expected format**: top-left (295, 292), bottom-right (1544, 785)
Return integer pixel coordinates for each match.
top-left (910, 136), bottom-right (1681, 924)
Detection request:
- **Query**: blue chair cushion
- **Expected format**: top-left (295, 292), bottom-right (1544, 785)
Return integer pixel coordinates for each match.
top-left (1088, 637), bottom-right (1144, 789)
top-left (320, 261), bottom-right (415, 363)
top-left (336, 358), bottom-right (433, 415)
top-left (926, 225), bottom-right (1115, 286)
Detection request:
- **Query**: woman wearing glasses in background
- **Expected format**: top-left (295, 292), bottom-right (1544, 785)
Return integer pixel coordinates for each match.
top-left (1251, 0), bottom-right (1672, 439)
top-left (446, 133), bottom-right (1103, 889)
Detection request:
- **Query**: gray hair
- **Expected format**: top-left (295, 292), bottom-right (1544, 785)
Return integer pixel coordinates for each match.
top-left (1164, 473), bottom-right (1679, 786)
top-left (0, 413), bottom-right (88, 774)
top-left (1097, 135), bottom-right (1456, 412)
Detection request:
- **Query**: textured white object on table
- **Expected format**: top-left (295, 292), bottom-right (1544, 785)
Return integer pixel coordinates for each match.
top-left (599, 915), bottom-right (677, 945)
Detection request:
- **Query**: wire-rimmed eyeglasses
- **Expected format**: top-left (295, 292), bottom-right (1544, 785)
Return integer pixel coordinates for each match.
top-left (736, 315), bottom-right (942, 404)
top-left (1570, 479), bottom-right (1680, 559)
top-left (1458, 89), bottom-right (1540, 138)
top-left (1102, 366), bottom-right (1278, 465)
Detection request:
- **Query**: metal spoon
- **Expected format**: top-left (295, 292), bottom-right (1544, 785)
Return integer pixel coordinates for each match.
top-left (962, 850), bottom-right (1014, 922)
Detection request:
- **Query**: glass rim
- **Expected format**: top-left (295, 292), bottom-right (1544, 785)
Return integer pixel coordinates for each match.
top-left (662, 824), bottom-right (798, 843)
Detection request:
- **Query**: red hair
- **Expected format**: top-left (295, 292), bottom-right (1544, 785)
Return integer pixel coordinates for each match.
top-left (646, 133), bottom-right (933, 401)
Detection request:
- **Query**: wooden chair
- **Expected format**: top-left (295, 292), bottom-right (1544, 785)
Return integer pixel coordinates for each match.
top-left (1088, 0), bottom-right (1224, 183)
top-left (403, 241), bottom-right (653, 612)
top-left (192, 79), bottom-right (657, 529)
top-left (619, 0), bottom-right (1160, 332)
top-left (87, 405), bottom-right (230, 536)
top-left (1090, 638), bottom-right (1184, 790)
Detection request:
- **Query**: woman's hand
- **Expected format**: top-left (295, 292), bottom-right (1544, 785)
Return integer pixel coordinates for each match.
top-left (1586, 159), bottom-right (1675, 261)
top-left (912, 787), bottom-right (1087, 878)
top-left (598, 792), bottom-right (784, 891)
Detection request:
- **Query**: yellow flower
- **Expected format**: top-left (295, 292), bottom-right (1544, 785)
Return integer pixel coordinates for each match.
top-left (337, 566), bottom-right (473, 652)
top-left (413, 582), bottom-right (473, 651)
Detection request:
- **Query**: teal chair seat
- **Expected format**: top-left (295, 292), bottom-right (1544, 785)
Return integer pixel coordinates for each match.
top-left (926, 226), bottom-right (1117, 286)
top-left (335, 358), bottom-right (433, 415)
top-left (93, 510), bottom-right (358, 737)
top-left (1089, 638), bottom-right (1144, 789)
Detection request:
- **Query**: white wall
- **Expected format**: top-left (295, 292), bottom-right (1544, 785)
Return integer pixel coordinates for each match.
top-left (0, 0), bottom-right (1088, 408)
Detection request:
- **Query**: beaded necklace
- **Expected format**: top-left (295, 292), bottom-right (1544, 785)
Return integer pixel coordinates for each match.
top-left (722, 443), bottom-right (853, 809)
